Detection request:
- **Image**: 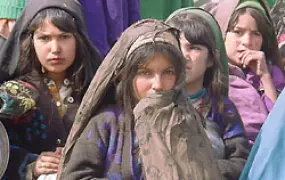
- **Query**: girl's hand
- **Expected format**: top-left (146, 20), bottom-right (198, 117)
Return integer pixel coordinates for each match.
top-left (33, 148), bottom-right (62, 178)
top-left (239, 50), bottom-right (269, 77)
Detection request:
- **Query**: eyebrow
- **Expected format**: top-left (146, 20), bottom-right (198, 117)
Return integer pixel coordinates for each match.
top-left (137, 66), bottom-right (175, 70)
top-left (234, 26), bottom-right (259, 32)
top-left (33, 31), bottom-right (71, 36)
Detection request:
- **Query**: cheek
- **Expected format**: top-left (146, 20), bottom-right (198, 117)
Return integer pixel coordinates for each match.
top-left (66, 40), bottom-right (76, 59)
top-left (33, 42), bottom-right (47, 64)
top-left (253, 37), bottom-right (263, 50)
top-left (161, 75), bottom-right (176, 90)
top-left (225, 34), bottom-right (238, 53)
top-left (133, 77), bottom-right (151, 99)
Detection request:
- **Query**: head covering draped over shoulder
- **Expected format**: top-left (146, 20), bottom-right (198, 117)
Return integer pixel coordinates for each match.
top-left (0, 0), bottom-right (101, 83)
top-left (165, 7), bottom-right (229, 96)
top-left (59, 19), bottom-right (222, 179)
top-left (62, 19), bottom-right (182, 156)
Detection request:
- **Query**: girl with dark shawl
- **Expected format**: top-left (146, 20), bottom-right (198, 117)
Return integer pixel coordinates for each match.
top-left (58, 19), bottom-right (222, 180)
top-left (166, 8), bottom-right (250, 180)
top-left (209, 0), bottom-right (285, 145)
top-left (0, 0), bottom-right (101, 179)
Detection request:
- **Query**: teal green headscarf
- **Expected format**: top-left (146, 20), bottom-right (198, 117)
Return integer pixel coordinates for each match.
top-left (165, 7), bottom-right (229, 96)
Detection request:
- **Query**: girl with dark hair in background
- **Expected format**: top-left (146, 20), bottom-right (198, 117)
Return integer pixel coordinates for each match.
top-left (166, 8), bottom-right (250, 179)
top-left (0, 0), bottom-right (101, 179)
top-left (210, 0), bottom-right (285, 145)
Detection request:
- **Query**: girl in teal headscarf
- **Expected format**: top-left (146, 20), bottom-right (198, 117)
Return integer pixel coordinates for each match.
top-left (166, 7), bottom-right (250, 179)
top-left (210, 0), bottom-right (285, 146)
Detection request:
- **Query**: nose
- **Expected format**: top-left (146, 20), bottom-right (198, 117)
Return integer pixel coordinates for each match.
top-left (50, 40), bottom-right (61, 54)
top-left (152, 75), bottom-right (163, 92)
top-left (241, 33), bottom-right (252, 48)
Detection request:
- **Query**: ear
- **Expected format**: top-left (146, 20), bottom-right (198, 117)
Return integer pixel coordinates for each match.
top-left (207, 50), bottom-right (219, 68)
top-left (215, 49), bottom-right (220, 60)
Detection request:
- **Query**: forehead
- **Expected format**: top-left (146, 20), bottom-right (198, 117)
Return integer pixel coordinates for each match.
top-left (34, 19), bottom-right (63, 34)
top-left (141, 53), bottom-right (173, 67)
top-left (234, 12), bottom-right (258, 30)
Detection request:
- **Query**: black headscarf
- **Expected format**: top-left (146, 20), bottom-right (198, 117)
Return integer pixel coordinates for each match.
top-left (0, 0), bottom-right (101, 83)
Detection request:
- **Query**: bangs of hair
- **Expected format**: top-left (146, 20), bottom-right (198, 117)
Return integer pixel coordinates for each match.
top-left (227, 7), bottom-right (281, 67)
top-left (127, 42), bottom-right (184, 80)
top-left (18, 7), bottom-right (96, 96)
top-left (28, 8), bottom-right (77, 34)
top-left (167, 13), bottom-right (216, 52)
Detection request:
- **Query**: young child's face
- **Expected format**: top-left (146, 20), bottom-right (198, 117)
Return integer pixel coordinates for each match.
top-left (33, 19), bottom-right (76, 75)
top-left (225, 12), bottom-right (263, 67)
top-left (132, 54), bottom-right (177, 100)
top-left (180, 33), bottom-right (212, 90)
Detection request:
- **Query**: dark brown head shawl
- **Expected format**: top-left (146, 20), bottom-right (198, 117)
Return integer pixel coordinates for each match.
top-left (59, 19), bottom-right (222, 180)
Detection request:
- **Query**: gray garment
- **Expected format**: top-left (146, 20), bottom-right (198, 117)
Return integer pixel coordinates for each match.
top-left (205, 120), bottom-right (226, 159)
top-left (0, 121), bottom-right (9, 179)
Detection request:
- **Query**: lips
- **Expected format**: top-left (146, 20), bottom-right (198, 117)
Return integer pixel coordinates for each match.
top-left (48, 58), bottom-right (64, 64)
top-left (186, 66), bottom-right (192, 71)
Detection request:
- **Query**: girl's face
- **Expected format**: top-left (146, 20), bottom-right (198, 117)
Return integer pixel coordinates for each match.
top-left (133, 54), bottom-right (177, 100)
top-left (180, 33), bottom-right (212, 89)
top-left (225, 12), bottom-right (263, 66)
top-left (33, 19), bottom-right (76, 76)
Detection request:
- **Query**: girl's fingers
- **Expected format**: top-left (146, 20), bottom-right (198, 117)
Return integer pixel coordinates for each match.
top-left (41, 161), bottom-right (59, 170)
top-left (40, 154), bottom-right (60, 164)
top-left (41, 151), bottom-right (61, 158)
top-left (37, 167), bottom-right (58, 175)
top-left (243, 55), bottom-right (255, 67)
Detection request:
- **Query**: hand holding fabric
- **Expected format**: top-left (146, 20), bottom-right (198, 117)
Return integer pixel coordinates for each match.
top-left (33, 147), bottom-right (62, 178)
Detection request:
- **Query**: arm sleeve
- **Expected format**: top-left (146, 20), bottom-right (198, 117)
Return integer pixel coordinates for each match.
top-left (61, 111), bottom-right (117, 180)
top-left (0, 80), bottom-right (38, 121)
top-left (217, 99), bottom-right (251, 180)
top-left (261, 66), bottom-right (285, 112)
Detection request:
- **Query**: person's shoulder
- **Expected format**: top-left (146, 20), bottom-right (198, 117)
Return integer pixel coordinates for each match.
top-left (0, 80), bottom-right (38, 119)
top-left (220, 96), bottom-right (238, 114)
top-left (88, 105), bottom-right (123, 128)
top-left (269, 65), bottom-right (285, 91)
top-left (0, 79), bottom-right (38, 96)
top-left (269, 65), bottom-right (285, 78)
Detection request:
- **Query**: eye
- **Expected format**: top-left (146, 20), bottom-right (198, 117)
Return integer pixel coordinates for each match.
top-left (60, 34), bottom-right (72, 40)
top-left (190, 45), bottom-right (202, 51)
top-left (163, 69), bottom-right (176, 75)
top-left (136, 69), bottom-right (151, 76)
top-left (252, 31), bottom-right (261, 37)
top-left (232, 30), bottom-right (241, 35)
top-left (38, 36), bottom-right (50, 41)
